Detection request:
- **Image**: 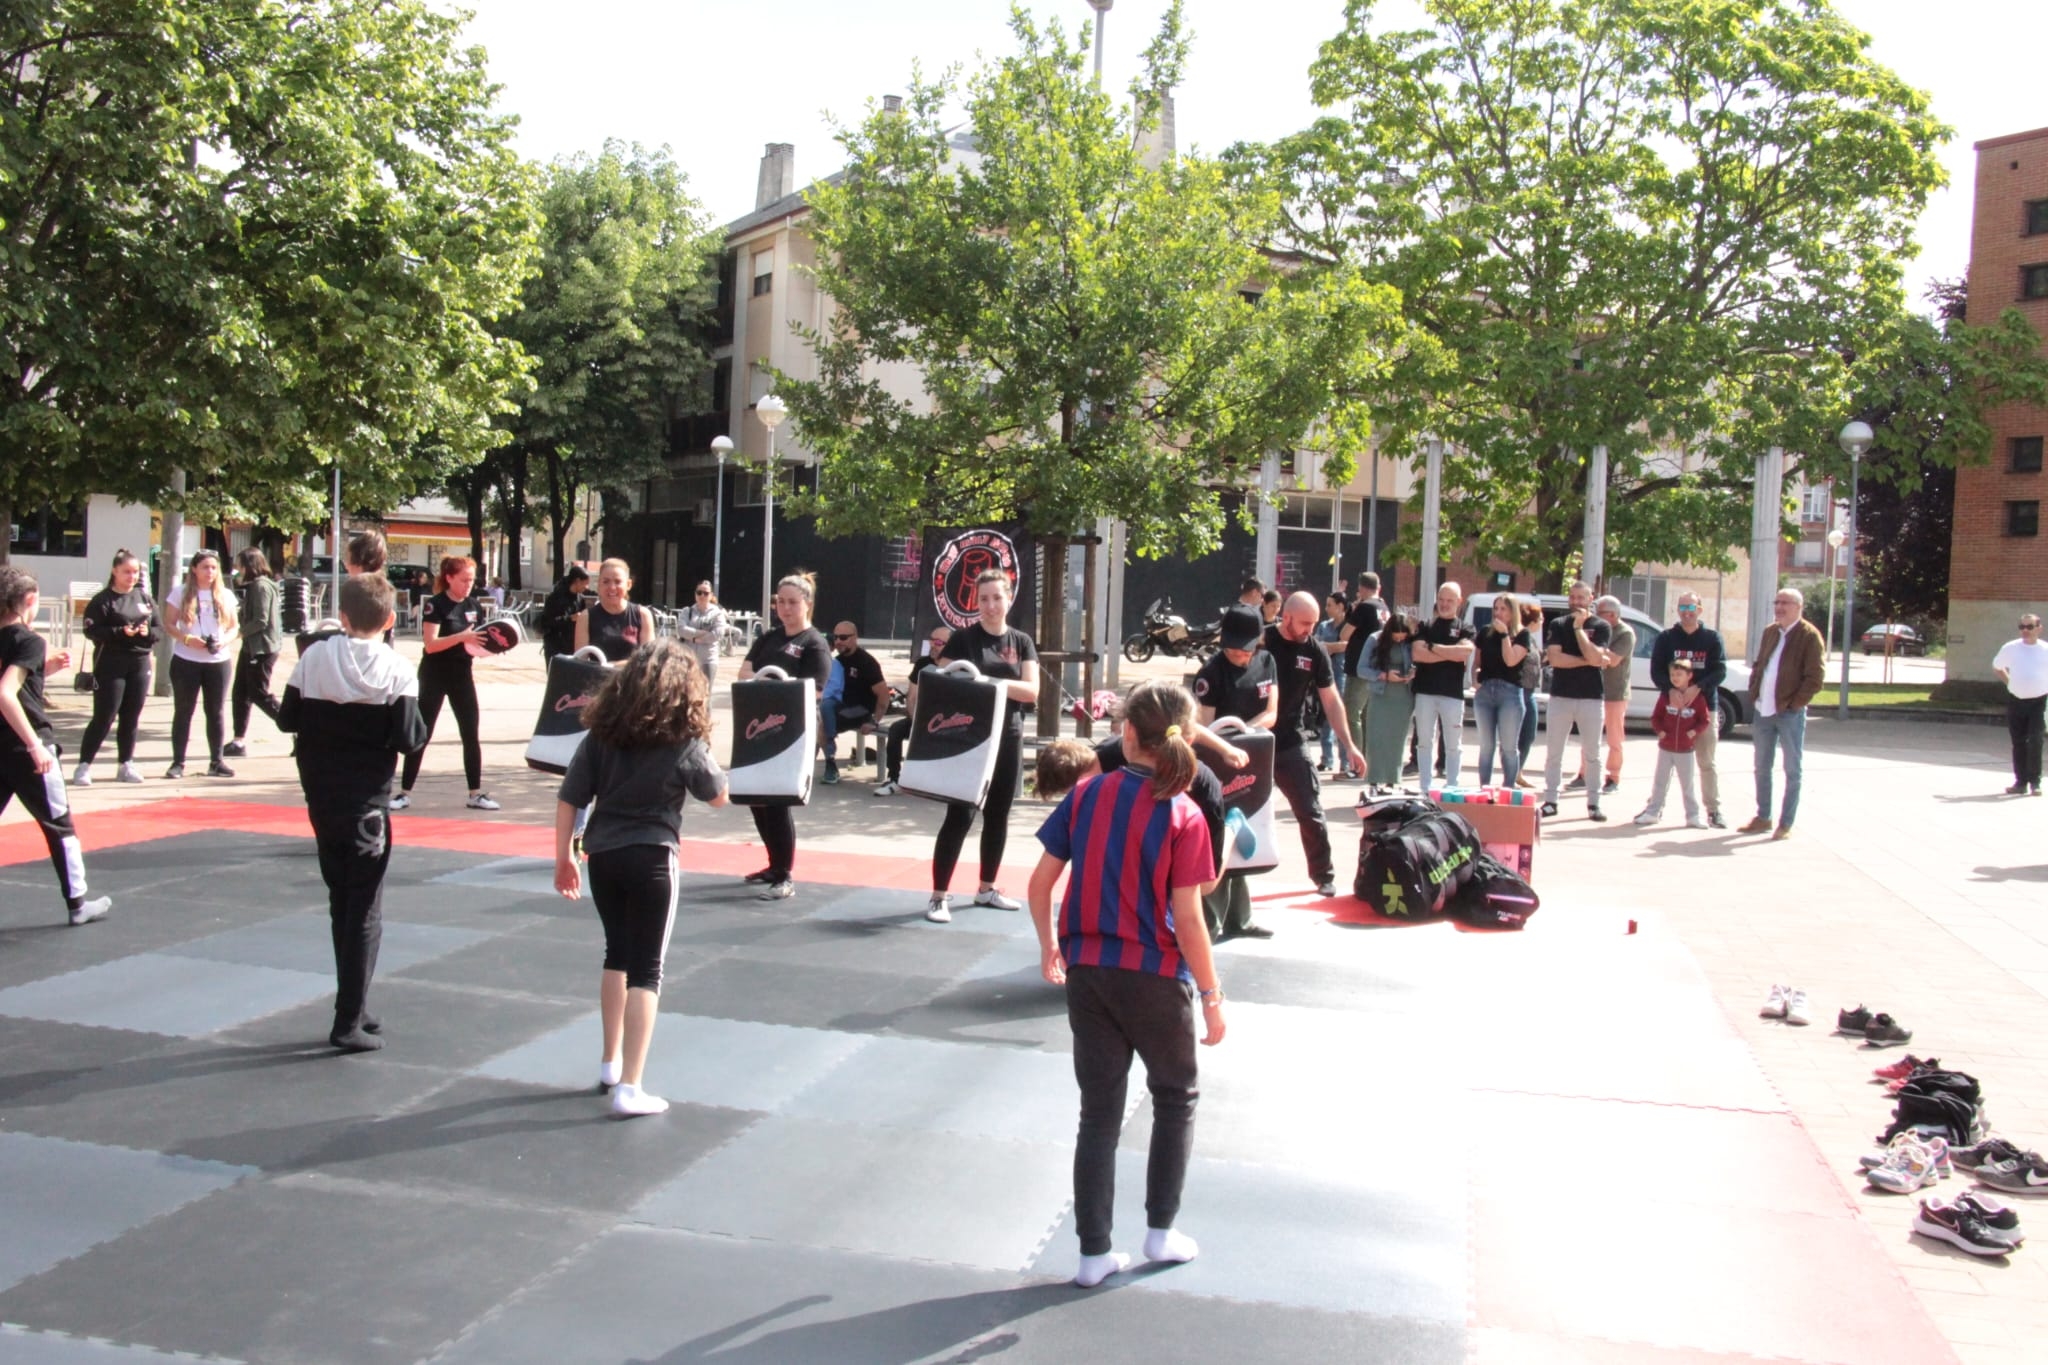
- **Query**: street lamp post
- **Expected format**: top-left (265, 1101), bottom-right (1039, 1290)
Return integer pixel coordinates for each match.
top-left (1825, 524), bottom-right (1846, 671)
top-left (709, 434), bottom-right (733, 600)
top-left (755, 394), bottom-right (788, 625)
top-left (1836, 420), bottom-right (1873, 719)
top-left (1088, 1), bottom-right (1112, 83)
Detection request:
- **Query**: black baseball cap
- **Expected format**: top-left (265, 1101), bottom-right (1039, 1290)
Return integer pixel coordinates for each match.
top-left (1219, 605), bottom-right (1264, 651)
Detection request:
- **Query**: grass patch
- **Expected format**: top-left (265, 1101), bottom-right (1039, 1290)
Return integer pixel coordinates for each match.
top-left (1840, 683), bottom-right (2001, 714)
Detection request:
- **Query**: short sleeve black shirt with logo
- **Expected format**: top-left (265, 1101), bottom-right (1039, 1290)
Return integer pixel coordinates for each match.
top-left (1260, 624), bottom-right (1334, 750)
top-left (420, 592), bottom-right (489, 674)
top-left (1543, 613), bottom-right (1613, 700)
top-left (0, 623), bottom-right (55, 750)
top-left (1192, 649), bottom-right (1278, 725)
top-left (940, 624), bottom-right (1038, 730)
top-left (1412, 615), bottom-right (1476, 699)
top-left (837, 647), bottom-right (887, 712)
top-left (745, 626), bottom-right (833, 687)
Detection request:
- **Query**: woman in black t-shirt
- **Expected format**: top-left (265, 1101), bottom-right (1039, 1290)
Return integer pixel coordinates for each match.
top-left (737, 571), bottom-right (833, 899)
top-left (575, 558), bottom-right (656, 663)
top-left (1473, 596), bottom-right (1533, 787)
top-left (926, 568), bottom-right (1040, 924)
top-left (397, 555), bottom-right (496, 811)
top-left (75, 548), bottom-right (158, 785)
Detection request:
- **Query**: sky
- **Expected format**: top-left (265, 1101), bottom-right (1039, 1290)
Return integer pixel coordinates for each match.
top-left (444, 0), bottom-right (2046, 306)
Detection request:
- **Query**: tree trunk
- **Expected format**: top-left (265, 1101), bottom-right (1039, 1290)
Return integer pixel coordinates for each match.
top-left (0, 495), bottom-right (11, 566)
top-left (1036, 532), bottom-right (1067, 738)
top-left (501, 448), bottom-right (529, 590)
top-left (457, 471), bottom-right (486, 562)
top-left (543, 447), bottom-right (572, 579)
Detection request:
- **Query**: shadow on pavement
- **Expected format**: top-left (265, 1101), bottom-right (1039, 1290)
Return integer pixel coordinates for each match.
top-left (640, 1284), bottom-right (1073, 1365)
top-left (1971, 864), bottom-right (2048, 883)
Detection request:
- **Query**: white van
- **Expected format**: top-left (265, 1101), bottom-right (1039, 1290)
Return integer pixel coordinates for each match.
top-left (1461, 593), bottom-right (1753, 736)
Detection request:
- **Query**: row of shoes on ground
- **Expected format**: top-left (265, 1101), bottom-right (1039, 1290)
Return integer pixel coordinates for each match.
top-left (1835, 1002), bottom-right (1912, 1046)
top-left (1859, 1133), bottom-right (2048, 1197)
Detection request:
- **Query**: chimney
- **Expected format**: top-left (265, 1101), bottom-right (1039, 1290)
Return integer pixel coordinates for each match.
top-left (1140, 90), bottom-right (1177, 170)
top-left (882, 94), bottom-right (903, 115)
top-left (756, 143), bottom-right (795, 210)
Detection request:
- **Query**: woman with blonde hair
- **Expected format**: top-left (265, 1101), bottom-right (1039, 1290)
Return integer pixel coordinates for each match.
top-left (574, 558), bottom-right (656, 662)
top-left (1473, 595), bottom-right (1533, 787)
top-left (555, 639), bottom-right (728, 1117)
top-left (676, 580), bottom-right (727, 685)
top-left (161, 549), bottom-right (240, 778)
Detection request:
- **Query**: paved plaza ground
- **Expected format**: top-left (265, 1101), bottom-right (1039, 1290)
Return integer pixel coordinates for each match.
top-left (3, 642), bottom-right (2045, 1364)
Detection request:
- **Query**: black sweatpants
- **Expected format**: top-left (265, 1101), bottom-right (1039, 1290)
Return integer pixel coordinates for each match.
top-left (1, 743), bottom-right (90, 910)
top-left (2010, 693), bottom-right (2046, 788)
top-left (588, 843), bottom-right (681, 991)
top-left (1067, 964), bottom-right (1198, 1256)
top-left (401, 663), bottom-right (482, 791)
top-left (79, 654), bottom-right (150, 765)
top-left (169, 656), bottom-right (230, 766)
top-left (1271, 744), bottom-right (1334, 883)
top-left (751, 805), bottom-right (797, 880)
top-left (882, 716), bottom-right (912, 782)
top-left (231, 650), bottom-right (282, 738)
top-left (308, 794), bottom-right (392, 1034)
top-left (933, 725), bottom-right (1023, 891)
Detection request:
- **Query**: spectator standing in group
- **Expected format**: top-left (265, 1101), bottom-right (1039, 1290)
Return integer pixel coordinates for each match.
top-left (1235, 579), bottom-right (1265, 612)
top-left (1192, 605), bottom-right (1279, 939)
top-left (1315, 594), bottom-right (1347, 771)
top-left (1025, 680), bottom-right (1225, 1289)
top-left (874, 625), bottom-right (949, 798)
top-left (1540, 581), bottom-right (1614, 821)
top-left (1650, 591), bottom-right (1728, 827)
top-left (1338, 572), bottom-right (1386, 778)
top-left (1362, 613), bottom-right (1416, 790)
top-left (820, 621), bottom-right (888, 784)
top-left (1259, 589), bottom-right (1283, 626)
top-left (1571, 596), bottom-right (1633, 795)
top-left (1514, 599), bottom-right (1546, 787)
top-left (552, 639), bottom-right (728, 1116)
top-left (573, 558), bottom-right (655, 662)
top-left (226, 549), bottom-right (283, 758)
top-left (1409, 582), bottom-right (1476, 789)
top-left (676, 581), bottom-right (728, 685)
top-left (73, 549), bottom-right (156, 786)
top-left (1993, 612), bottom-right (2046, 797)
top-left (926, 569), bottom-right (1040, 923)
top-left (1632, 658), bottom-right (1711, 828)
top-left (540, 566), bottom-right (591, 659)
top-left (1264, 593), bottom-right (1365, 897)
top-left (1740, 587), bottom-right (1825, 840)
top-left (396, 555), bottom-right (497, 812)
top-left (0, 566), bottom-right (111, 926)
top-left (276, 575), bottom-right (426, 1052)
top-left (161, 549), bottom-right (240, 779)
top-left (1472, 596), bottom-right (1532, 788)
top-left (737, 571), bottom-right (833, 900)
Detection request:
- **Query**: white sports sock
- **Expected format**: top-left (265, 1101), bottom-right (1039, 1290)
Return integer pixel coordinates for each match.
top-left (610, 1082), bottom-right (669, 1118)
top-left (1074, 1251), bottom-right (1129, 1288)
top-left (599, 1058), bottom-right (622, 1088)
top-left (1143, 1227), bottom-right (1199, 1263)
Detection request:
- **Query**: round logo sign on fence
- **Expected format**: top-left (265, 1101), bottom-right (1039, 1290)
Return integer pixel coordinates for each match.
top-left (931, 529), bottom-right (1020, 630)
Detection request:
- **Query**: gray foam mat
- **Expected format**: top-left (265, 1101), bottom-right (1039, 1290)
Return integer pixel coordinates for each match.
top-left (0, 952), bottom-right (333, 1037)
top-left (781, 1032), bottom-right (1089, 1144)
top-left (165, 916), bottom-right (487, 976)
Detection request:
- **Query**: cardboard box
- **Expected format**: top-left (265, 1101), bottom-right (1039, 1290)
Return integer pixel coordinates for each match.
top-left (1435, 794), bottom-right (1538, 880)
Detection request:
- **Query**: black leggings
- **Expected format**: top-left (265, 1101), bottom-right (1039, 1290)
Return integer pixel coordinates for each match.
top-left (589, 843), bottom-right (680, 991)
top-left (169, 657), bottom-right (230, 766)
top-left (79, 655), bottom-right (151, 765)
top-left (402, 663), bottom-right (482, 792)
top-left (231, 650), bottom-right (282, 738)
top-left (751, 806), bottom-right (797, 881)
top-left (933, 725), bottom-right (1023, 891)
top-left (0, 743), bottom-right (91, 909)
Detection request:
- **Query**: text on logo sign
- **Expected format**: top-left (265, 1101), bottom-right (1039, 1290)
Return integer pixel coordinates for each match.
top-left (928, 712), bottom-right (975, 734)
top-left (554, 691), bottom-right (596, 713)
top-left (1220, 773), bottom-right (1257, 798)
top-left (746, 715), bottom-right (786, 740)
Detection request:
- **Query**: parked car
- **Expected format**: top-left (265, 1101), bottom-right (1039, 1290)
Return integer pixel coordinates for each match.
top-left (1859, 623), bottom-right (1925, 656)
top-left (1463, 592), bottom-right (1753, 737)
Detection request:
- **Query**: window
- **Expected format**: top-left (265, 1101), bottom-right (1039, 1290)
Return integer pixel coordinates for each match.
top-left (2013, 436), bottom-right (2044, 474)
top-left (2024, 264), bottom-right (2048, 301)
top-left (1277, 493), bottom-right (1363, 534)
top-left (1792, 539), bottom-right (1822, 567)
top-left (751, 248), bottom-right (774, 297)
top-left (2009, 501), bottom-right (2041, 537)
top-left (6, 502), bottom-right (86, 557)
top-left (2028, 199), bottom-right (2048, 237)
top-left (1799, 482), bottom-right (1832, 522)
top-left (1607, 574), bottom-right (1668, 622)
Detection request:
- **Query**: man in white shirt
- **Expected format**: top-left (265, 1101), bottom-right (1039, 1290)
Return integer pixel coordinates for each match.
top-left (1993, 613), bottom-right (2048, 796)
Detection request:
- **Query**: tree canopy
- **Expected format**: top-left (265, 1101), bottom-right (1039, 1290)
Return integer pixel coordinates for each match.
top-left (779, 1), bottom-right (1410, 563)
top-left (1234, 0), bottom-right (1951, 582)
top-left (0, 0), bottom-right (540, 554)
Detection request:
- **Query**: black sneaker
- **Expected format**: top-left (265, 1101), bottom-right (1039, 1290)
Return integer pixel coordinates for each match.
top-left (1836, 1004), bottom-right (1874, 1034)
top-left (1975, 1152), bottom-right (2048, 1194)
top-left (2008, 782), bottom-right (2029, 796)
top-left (1953, 1137), bottom-right (2028, 1173)
top-left (206, 760), bottom-right (235, 778)
top-left (1913, 1199), bottom-right (2014, 1256)
top-left (1954, 1191), bottom-right (2026, 1246)
top-left (1539, 801), bottom-right (1559, 818)
top-left (1315, 877), bottom-right (1338, 898)
top-left (163, 763), bottom-right (186, 780)
top-left (742, 867), bottom-right (777, 885)
top-left (1708, 811), bottom-right (1726, 829)
top-left (1864, 1013), bottom-right (1913, 1047)
top-left (1587, 807), bottom-right (1608, 823)
top-left (1235, 924), bottom-right (1275, 940)
top-left (223, 740), bottom-right (247, 757)
top-left (1565, 775), bottom-right (1586, 791)
top-left (1601, 778), bottom-right (1619, 794)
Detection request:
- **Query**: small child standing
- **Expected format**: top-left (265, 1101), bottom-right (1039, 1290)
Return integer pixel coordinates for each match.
top-left (553, 639), bottom-right (727, 1119)
top-left (1634, 657), bottom-right (1711, 829)
top-left (0, 567), bottom-right (111, 926)
top-left (277, 575), bottom-right (427, 1052)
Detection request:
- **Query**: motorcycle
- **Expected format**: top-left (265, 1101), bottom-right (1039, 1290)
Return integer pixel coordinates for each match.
top-left (1122, 597), bottom-right (1221, 663)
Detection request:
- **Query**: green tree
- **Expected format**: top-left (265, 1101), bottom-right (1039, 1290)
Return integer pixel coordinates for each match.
top-left (0, 0), bottom-right (539, 561)
top-left (1235, 0), bottom-right (1949, 583)
top-left (492, 142), bottom-right (719, 580)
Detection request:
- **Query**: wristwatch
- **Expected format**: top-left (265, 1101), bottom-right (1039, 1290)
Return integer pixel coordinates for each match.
top-left (1198, 985), bottom-right (1224, 1006)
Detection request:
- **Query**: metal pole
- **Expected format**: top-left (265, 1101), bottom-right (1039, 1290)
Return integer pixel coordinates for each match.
top-left (1419, 436), bottom-right (1443, 608)
top-left (1748, 446), bottom-right (1783, 664)
top-left (1582, 443), bottom-right (1607, 589)
top-left (1366, 448), bottom-right (1380, 577)
top-left (1331, 489), bottom-right (1343, 594)
top-left (1838, 453), bottom-right (1859, 720)
top-left (712, 453), bottom-right (726, 599)
top-left (1090, 1), bottom-right (1110, 83)
top-left (761, 435), bottom-right (776, 626)
top-left (330, 466), bottom-right (343, 611)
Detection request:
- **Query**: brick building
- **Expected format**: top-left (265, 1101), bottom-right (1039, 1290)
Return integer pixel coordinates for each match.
top-left (1947, 126), bottom-right (2048, 685)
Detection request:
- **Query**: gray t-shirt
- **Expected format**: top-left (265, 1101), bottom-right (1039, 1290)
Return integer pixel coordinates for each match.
top-left (558, 735), bottom-right (726, 856)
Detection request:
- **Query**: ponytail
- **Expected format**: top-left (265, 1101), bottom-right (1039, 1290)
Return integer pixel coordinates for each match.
top-left (1120, 680), bottom-right (1197, 801)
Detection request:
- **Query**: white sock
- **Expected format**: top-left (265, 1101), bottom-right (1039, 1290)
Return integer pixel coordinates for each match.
top-left (1143, 1227), bottom-right (1199, 1263)
top-left (610, 1082), bottom-right (668, 1117)
top-left (599, 1057), bottom-right (622, 1088)
top-left (1074, 1251), bottom-right (1129, 1288)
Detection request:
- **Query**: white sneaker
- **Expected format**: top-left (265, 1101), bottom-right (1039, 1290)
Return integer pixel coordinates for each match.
top-left (974, 888), bottom-right (1024, 912)
top-left (116, 762), bottom-right (144, 784)
top-left (872, 781), bottom-right (898, 797)
top-left (609, 1082), bottom-right (669, 1118)
top-left (466, 792), bottom-right (500, 811)
top-left (69, 897), bottom-right (112, 926)
top-left (925, 894), bottom-right (952, 923)
top-left (389, 792), bottom-right (411, 810)
top-left (1784, 989), bottom-right (1811, 1026)
top-left (1760, 984), bottom-right (1788, 1019)
top-left (1631, 809), bottom-right (1656, 826)
top-left (70, 763), bottom-right (92, 787)
top-left (1685, 815), bottom-right (1709, 829)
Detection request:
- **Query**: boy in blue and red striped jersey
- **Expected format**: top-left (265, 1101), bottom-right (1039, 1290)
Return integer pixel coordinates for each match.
top-left (1028, 680), bottom-right (1227, 1290)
